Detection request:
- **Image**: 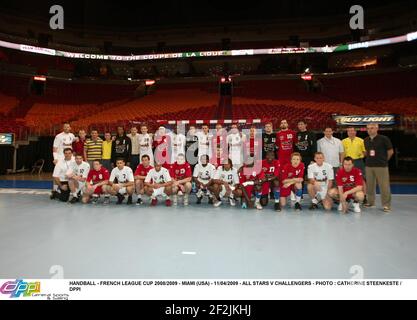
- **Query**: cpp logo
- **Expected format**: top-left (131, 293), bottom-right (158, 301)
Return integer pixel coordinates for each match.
top-left (0, 280), bottom-right (41, 298)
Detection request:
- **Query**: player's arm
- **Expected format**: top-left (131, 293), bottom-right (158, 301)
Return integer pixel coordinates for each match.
top-left (177, 176), bottom-right (192, 184)
top-left (134, 174), bottom-right (147, 181)
top-left (94, 179), bottom-right (109, 187)
top-left (343, 185), bottom-right (363, 196)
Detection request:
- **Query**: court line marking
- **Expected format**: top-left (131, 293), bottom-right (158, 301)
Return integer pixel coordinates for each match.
top-left (182, 251), bottom-right (197, 255)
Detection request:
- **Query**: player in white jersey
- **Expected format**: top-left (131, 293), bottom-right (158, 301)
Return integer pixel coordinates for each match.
top-left (227, 124), bottom-right (245, 169)
top-left (67, 154), bottom-right (90, 203)
top-left (195, 124), bottom-right (212, 162)
top-left (51, 148), bottom-right (76, 202)
top-left (51, 123), bottom-right (76, 198)
top-left (170, 131), bottom-right (186, 164)
top-left (144, 161), bottom-right (173, 206)
top-left (307, 152), bottom-right (334, 210)
top-left (211, 158), bottom-right (239, 207)
top-left (105, 159), bottom-right (135, 205)
top-left (138, 124), bottom-right (154, 165)
top-left (193, 154), bottom-right (216, 204)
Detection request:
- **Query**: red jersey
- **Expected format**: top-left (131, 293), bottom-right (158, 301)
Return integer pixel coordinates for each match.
top-left (261, 159), bottom-right (281, 178)
top-left (134, 164), bottom-right (153, 177)
top-left (336, 167), bottom-right (364, 192)
top-left (238, 165), bottom-right (265, 184)
top-left (87, 167), bottom-right (110, 184)
top-left (281, 163), bottom-right (305, 182)
top-left (72, 138), bottom-right (86, 158)
top-left (170, 162), bottom-right (192, 180)
top-left (276, 129), bottom-right (297, 164)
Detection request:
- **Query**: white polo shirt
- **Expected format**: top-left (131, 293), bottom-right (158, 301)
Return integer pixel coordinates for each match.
top-left (317, 136), bottom-right (344, 168)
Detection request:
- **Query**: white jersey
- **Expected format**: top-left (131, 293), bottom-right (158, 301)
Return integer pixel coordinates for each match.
top-left (145, 167), bottom-right (172, 184)
top-left (227, 132), bottom-right (244, 165)
top-left (308, 162), bottom-right (334, 183)
top-left (138, 133), bottom-right (153, 155)
top-left (193, 163), bottom-right (216, 184)
top-left (170, 133), bottom-right (186, 163)
top-left (71, 161), bottom-right (90, 179)
top-left (110, 166), bottom-right (134, 184)
top-left (214, 166), bottom-right (239, 186)
top-left (53, 132), bottom-right (76, 160)
top-left (52, 158), bottom-right (76, 182)
top-left (196, 131), bottom-right (212, 158)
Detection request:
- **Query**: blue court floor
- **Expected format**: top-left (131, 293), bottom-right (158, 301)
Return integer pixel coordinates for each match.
top-left (0, 189), bottom-right (416, 279)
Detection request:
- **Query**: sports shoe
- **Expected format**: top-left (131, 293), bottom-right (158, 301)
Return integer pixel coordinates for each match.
top-left (294, 202), bottom-right (302, 211)
top-left (151, 198), bottom-right (157, 206)
top-left (69, 196), bottom-right (79, 204)
top-left (255, 201), bottom-right (263, 210)
top-left (196, 196), bottom-right (202, 204)
top-left (136, 198), bottom-right (143, 205)
top-left (274, 202), bottom-right (281, 212)
top-left (103, 196), bottom-right (110, 205)
top-left (50, 191), bottom-right (58, 200)
top-left (165, 199), bottom-right (172, 207)
top-left (363, 203), bottom-right (376, 208)
top-left (383, 206), bottom-right (391, 213)
top-left (213, 198), bottom-right (222, 207)
top-left (241, 202), bottom-right (247, 209)
top-left (92, 196), bottom-right (99, 204)
top-left (127, 195), bottom-right (133, 205)
top-left (208, 197), bottom-right (214, 205)
top-left (353, 202), bottom-right (361, 213)
top-left (309, 203), bottom-right (319, 210)
top-left (116, 193), bottom-right (124, 205)
top-left (229, 197), bottom-right (236, 206)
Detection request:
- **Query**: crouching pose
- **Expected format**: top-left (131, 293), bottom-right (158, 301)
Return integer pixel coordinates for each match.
top-left (52, 148), bottom-right (76, 202)
top-left (193, 154), bottom-right (216, 204)
top-left (280, 153), bottom-right (305, 212)
top-left (235, 160), bottom-right (265, 210)
top-left (134, 154), bottom-right (154, 205)
top-left (328, 157), bottom-right (365, 213)
top-left (261, 151), bottom-right (282, 211)
top-left (170, 154), bottom-right (192, 206)
top-left (82, 159), bottom-right (110, 204)
top-left (144, 161), bottom-right (173, 206)
top-left (67, 154), bottom-right (90, 203)
top-left (307, 152), bottom-right (334, 211)
top-left (105, 159), bottom-right (135, 205)
top-left (211, 158), bottom-right (239, 207)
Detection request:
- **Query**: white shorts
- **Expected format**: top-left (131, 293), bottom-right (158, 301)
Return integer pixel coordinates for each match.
top-left (152, 187), bottom-right (166, 198)
top-left (315, 184), bottom-right (328, 201)
top-left (220, 185), bottom-right (235, 198)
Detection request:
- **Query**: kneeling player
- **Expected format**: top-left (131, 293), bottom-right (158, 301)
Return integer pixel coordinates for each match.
top-left (67, 154), bottom-right (90, 203)
top-left (328, 157), bottom-right (364, 213)
top-left (134, 154), bottom-right (154, 205)
top-left (52, 148), bottom-right (76, 202)
top-left (193, 154), bottom-right (216, 204)
top-left (261, 151), bottom-right (281, 211)
top-left (211, 158), bottom-right (239, 207)
top-left (105, 159), bottom-right (135, 204)
top-left (82, 160), bottom-right (110, 204)
top-left (307, 152), bottom-right (334, 211)
top-left (170, 154), bottom-right (192, 206)
top-left (144, 161), bottom-right (173, 206)
top-left (235, 160), bottom-right (265, 210)
top-left (280, 153), bottom-right (305, 211)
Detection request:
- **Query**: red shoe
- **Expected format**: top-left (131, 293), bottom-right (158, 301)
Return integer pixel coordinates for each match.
top-left (165, 199), bottom-right (172, 207)
top-left (151, 198), bottom-right (158, 206)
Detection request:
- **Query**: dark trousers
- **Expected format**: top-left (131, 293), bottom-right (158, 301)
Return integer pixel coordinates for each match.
top-left (130, 155), bottom-right (140, 172)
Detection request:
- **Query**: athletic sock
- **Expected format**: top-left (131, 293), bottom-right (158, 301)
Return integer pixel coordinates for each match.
top-left (312, 198), bottom-right (318, 204)
top-left (119, 187), bottom-right (126, 195)
top-left (273, 188), bottom-right (280, 201)
top-left (295, 188), bottom-right (302, 203)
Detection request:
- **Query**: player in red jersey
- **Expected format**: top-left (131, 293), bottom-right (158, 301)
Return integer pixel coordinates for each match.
top-left (170, 154), bottom-right (193, 206)
top-left (280, 152), bottom-right (305, 211)
top-left (329, 156), bottom-right (365, 214)
top-left (276, 119), bottom-right (298, 167)
top-left (261, 151), bottom-right (281, 211)
top-left (235, 160), bottom-right (266, 210)
top-left (134, 154), bottom-right (154, 205)
top-left (82, 159), bottom-right (110, 204)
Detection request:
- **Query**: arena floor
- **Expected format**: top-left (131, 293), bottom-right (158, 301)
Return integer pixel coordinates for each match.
top-left (1, 188), bottom-right (416, 279)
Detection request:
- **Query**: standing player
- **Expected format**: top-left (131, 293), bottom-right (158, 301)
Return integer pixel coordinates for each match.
top-left (170, 129), bottom-right (187, 165)
top-left (212, 124), bottom-right (228, 167)
top-left (228, 123), bottom-right (245, 169)
top-left (196, 124), bottom-right (212, 163)
top-left (134, 154), bottom-right (154, 205)
top-left (170, 154), bottom-right (192, 206)
top-left (261, 151), bottom-right (281, 211)
top-left (72, 129), bottom-right (87, 159)
top-left (112, 126), bottom-right (132, 167)
top-left (51, 123), bottom-right (75, 199)
top-left (193, 154), bottom-right (216, 204)
top-left (105, 159), bottom-right (135, 205)
top-left (144, 160), bottom-right (173, 206)
top-left (280, 153), bottom-right (305, 211)
top-left (153, 126), bottom-right (171, 166)
top-left (67, 154), bottom-right (90, 203)
top-left (262, 122), bottom-right (276, 159)
top-left (52, 148), bottom-right (76, 202)
top-left (329, 157), bottom-right (365, 213)
top-left (307, 152), bottom-right (334, 211)
top-left (235, 160), bottom-right (265, 210)
top-left (138, 124), bottom-right (154, 165)
top-left (82, 160), bottom-right (110, 204)
top-left (276, 119), bottom-right (298, 167)
top-left (211, 158), bottom-right (239, 207)
top-left (296, 120), bottom-right (317, 169)
top-left (186, 125), bottom-right (199, 168)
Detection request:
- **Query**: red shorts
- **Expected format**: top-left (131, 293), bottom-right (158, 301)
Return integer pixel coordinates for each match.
top-left (93, 186), bottom-right (104, 195)
top-left (280, 185), bottom-right (296, 198)
top-left (243, 183), bottom-right (269, 196)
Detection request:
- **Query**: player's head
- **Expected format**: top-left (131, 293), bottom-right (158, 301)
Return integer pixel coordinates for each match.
top-left (188, 125), bottom-right (196, 135)
top-left (314, 152), bottom-right (325, 166)
top-left (223, 158), bottom-right (233, 171)
top-left (104, 132), bottom-right (111, 141)
top-left (202, 124), bottom-right (209, 134)
top-left (297, 120), bottom-right (307, 132)
top-left (141, 154), bottom-right (150, 167)
top-left (130, 126), bottom-right (138, 135)
top-left (63, 123), bottom-right (71, 134)
top-left (176, 153), bottom-right (186, 165)
top-left (140, 124), bottom-right (148, 134)
top-left (280, 119), bottom-right (288, 130)
top-left (63, 148), bottom-right (73, 160)
top-left (290, 152), bottom-right (302, 167)
top-left (117, 126), bottom-right (125, 136)
top-left (343, 156), bottom-right (354, 172)
top-left (367, 123), bottom-right (379, 136)
top-left (78, 129), bottom-right (86, 139)
top-left (324, 127), bottom-right (333, 138)
top-left (264, 122), bottom-right (273, 133)
top-left (75, 154), bottom-right (83, 165)
top-left (215, 124), bottom-right (222, 132)
top-left (154, 160), bottom-right (163, 171)
top-left (266, 150), bottom-right (275, 162)
top-left (158, 126), bottom-right (166, 136)
top-left (231, 123), bottom-right (238, 134)
top-left (93, 159), bottom-right (102, 171)
top-left (200, 154), bottom-right (209, 165)
top-left (116, 158), bottom-right (125, 169)
top-left (347, 126), bottom-right (357, 138)
top-left (250, 125), bottom-right (256, 136)
top-left (91, 129), bottom-right (98, 139)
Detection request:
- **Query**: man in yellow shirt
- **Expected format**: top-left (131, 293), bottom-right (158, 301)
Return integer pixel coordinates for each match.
top-left (101, 132), bottom-right (113, 172)
top-left (342, 126), bottom-right (367, 198)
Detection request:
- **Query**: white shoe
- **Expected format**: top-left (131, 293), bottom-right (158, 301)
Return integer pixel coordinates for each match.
top-left (255, 202), bottom-right (263, 210)
top-left (229, 197), bottom-right (236, 206)
top-left (353, 202), bottom-right (361, 213)
top-left (173, 195), bottom-right (178, 206)
top-left (213, 199), bottom-right (222, 207)
top-left (338, 203), bottom-right (343, 211)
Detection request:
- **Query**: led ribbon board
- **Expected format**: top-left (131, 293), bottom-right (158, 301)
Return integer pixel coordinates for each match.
top-left (333, 115), bottom-right (396, 126)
